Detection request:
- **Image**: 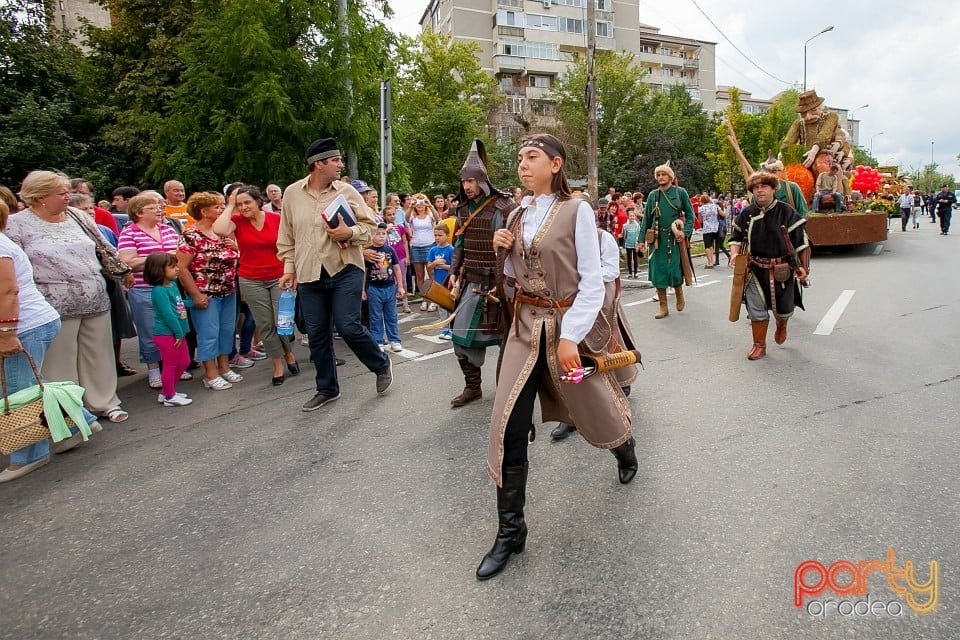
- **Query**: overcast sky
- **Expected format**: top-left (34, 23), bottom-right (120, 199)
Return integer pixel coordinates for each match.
top-left (383, 0), bottom-right (960, 179)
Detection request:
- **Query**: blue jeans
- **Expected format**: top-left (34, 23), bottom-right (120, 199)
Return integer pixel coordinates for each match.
top-left (299, 266), bottom-right (389, 396)
top-left (229, 300), bottom-right (256, 358)
top-left (127, 286), bottom-right (160, 364)
top-left (367, 284), bottom-right (400, 345)
top-left (812, 190), bottom-right (842, 212)
top-left (190, 292), bottom-right (238, 361)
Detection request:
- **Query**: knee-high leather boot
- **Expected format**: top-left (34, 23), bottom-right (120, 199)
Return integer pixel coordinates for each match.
top-left (774, 317), bottom-right (788, 345)
top-left (747, 320), bottom-right (769, 360)
top-left (610, 437), bottom-right (638, 484)
top-left (654, 289), bottom-right (669, 319)
top-left (674, 285), bottom-right (685, 312)
top-left (451, 357), bottom-right (483, 407)
top-left (476, 463), bottom-right (528, 580)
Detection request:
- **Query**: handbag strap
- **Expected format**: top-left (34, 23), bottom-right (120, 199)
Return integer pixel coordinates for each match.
top-left (65, 207), bottom-right (107, 249)
top-left (0, 349), bottom-right (44, 414)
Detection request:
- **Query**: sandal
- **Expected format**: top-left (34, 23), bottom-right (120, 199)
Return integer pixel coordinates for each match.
top-left (103, 407), bottom-right (129, 423)
top-left (116, 362), bottom-right (137, 376)
top-left (202, 376), bottom-right (233, 390)
top-left (221, 370), bottom-right (243, 383)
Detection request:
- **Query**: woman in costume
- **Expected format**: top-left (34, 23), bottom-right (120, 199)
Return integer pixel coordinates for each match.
top-left (477, 134), bottom-right (636, 581)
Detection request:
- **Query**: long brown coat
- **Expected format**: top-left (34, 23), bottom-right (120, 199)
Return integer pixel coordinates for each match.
top-left (486, 198), bottom-right (632, 486)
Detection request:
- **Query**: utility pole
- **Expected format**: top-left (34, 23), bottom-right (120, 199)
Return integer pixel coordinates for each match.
top-left (380, 80), bottom-right (393, 202)
top-left (585, 0), bottom-right (598, 201)
top-left (338, 0), bottom-right (358, 178)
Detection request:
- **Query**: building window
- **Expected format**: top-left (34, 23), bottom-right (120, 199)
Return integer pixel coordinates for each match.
top-left (596, 21), bottom-right (611, 37)
top-left (526, 13), bottom-right (558, 30)
top-left (661, 68), bottom-right (673, 77)
top-left (687, 88), bottom-right (701, 101)
top-left (595, 0), bottom-right (610, 9)
top-left (639, 45), bottom-right (654, 53)
top-left (498, 39), bottom-right (559, 60)
top-left (61, 14), bottom-right (67, 28)
top-left (505, 97), bottom-right (527, 114)
top-left (500, 38), bottom-right (522, 56)
top-left (558, 17), bottom-right (583, 33)
top-left (500, 75), bottom-right (515, 90)
top-left (555, 0), bottom-right (585, 6)
top-left (529, 75), bottom-right (551, 88)
top-left (496, 9), bottom-right (523, 27)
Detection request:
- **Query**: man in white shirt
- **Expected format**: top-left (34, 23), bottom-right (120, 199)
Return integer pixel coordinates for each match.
top-left (897, 187), bottom-right (915, 232)
top-left (811, 164), bottom-right (845, 213)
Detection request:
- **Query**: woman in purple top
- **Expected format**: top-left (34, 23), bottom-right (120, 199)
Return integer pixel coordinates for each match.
top-left (118, 193), bottom-right (182, 389)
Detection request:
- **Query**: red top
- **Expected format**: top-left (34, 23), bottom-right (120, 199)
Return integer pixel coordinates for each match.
top-left (232, 212), bottom-right (283, 281)
top-left (93, 206), bottom-right (119, 235)
top-left (614, 206), bottom-right (627, 237)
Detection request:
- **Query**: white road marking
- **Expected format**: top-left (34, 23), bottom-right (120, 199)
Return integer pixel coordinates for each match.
top-left (813, 290), bottom-right (856, 336)
top-left (415, 334), bottom-right (448, 345)
top-left (690, 279), bottom-right (718, 288)
top-left (390, 347), bottom-right (423, 359)
top-left (873, 244), bottom-right (884, 255)
top-left (413, 348), bottom-right (455, 361)
top-left (398, 313), bottom-right (422, 324)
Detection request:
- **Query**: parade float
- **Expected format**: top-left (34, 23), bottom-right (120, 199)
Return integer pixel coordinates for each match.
top-left (778, 89), bottom-right (887, 247)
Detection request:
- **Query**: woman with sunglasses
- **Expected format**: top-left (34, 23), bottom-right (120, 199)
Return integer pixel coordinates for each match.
top-left (476, 134), bottom-right (636, 581)
top-left (407, 193), bottom-right (440, 310)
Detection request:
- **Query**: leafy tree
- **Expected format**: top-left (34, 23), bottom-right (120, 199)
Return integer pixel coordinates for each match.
top-left (629, 86), bottom-right (715, 195)
top-left (549, 50), bottom-right (648, 188)
top-left (708, 86), bottom-right (762, 195)
top-left (756, 89), bottom-right (798, 162)
top-left (0, 1), bottom-right (91, 186)
top-left (393, 31), bottom-right (500, 194)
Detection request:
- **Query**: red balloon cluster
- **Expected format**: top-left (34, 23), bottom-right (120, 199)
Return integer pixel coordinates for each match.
top-left (851, 165), bottom-right (882, 195)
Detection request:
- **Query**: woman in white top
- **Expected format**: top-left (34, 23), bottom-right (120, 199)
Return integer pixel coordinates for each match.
top-left (0, 198), bottom-right (101, 483)
top-left (476, 134), bottom-right (636, 581)
top-left (407, 192), bottom-right (440, 310)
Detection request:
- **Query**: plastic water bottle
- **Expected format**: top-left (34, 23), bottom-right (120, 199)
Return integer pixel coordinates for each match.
top-left (277, 289), bottom-right (295, 336)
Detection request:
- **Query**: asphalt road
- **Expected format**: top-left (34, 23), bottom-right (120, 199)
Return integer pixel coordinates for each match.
top-left (1, 219), bottom-right (958, 639)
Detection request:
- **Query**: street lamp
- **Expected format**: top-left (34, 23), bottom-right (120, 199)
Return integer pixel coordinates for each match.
top-left (803, 26), bottom-right (834, 91)
top-left (848, 104), bottom-right (869, 120)
top-left (931, 141), bottom-right (935, 166)
top-left (869, 131), bottom-right (884, 157)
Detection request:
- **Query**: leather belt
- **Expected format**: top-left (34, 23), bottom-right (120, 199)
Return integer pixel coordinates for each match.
top-left (513, 291), bottom-right (573, 337)
top-left (463, 272), bottom-right (490, 284)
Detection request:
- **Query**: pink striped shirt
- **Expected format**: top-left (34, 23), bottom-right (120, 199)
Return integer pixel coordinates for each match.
top-left (117, 223), bottom-right (181, 287)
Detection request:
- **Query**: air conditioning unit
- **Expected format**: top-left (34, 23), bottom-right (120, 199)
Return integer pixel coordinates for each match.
top-left (543, 0), bottom-right (552, 8)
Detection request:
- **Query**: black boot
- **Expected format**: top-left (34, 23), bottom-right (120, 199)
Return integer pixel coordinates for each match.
top-left (550, 422), bottom-right (576, 441)
top-left (610, 437), bottom-right (638, 484)
top-left (451, 357), bottom-right (483, 407)
top-left (476, 463), bottom-right (528, 580)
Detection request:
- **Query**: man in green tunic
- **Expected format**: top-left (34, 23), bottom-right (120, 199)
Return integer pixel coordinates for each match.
top-left (639, 162), bottom-right (694, 319)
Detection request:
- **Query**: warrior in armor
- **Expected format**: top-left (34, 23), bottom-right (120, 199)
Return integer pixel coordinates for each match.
top-left (447, 140), bottom-right (517, 407)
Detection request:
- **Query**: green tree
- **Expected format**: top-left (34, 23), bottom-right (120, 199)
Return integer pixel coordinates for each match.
top-left (708, 86), bottom-right (751, 194)
top-left (393, 31), bottom-right (500, 194)
top-left (853, 145), bottom-right (877, 168)
top-left (0, 0), bottom-right (92, 186)
top-left (549, 50), bottom-right (649, 188)
top-left (756, 89), bottom-right (798, 162)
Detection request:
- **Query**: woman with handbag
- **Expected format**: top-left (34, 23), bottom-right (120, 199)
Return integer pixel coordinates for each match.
top-left (5, 171), bottom-right (129, 423)
top-left (477, 134), bottom-right (636, 581)
top-left (117, 193), bottom-right (182, 389)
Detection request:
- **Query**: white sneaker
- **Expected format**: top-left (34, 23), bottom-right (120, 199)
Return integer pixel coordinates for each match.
top-left (160, 394), bottom-right (193, 407)
top-left (148, 370), bottom-right (163, 389)
top-left (301, 335), bottom-right (309, 346)
top-left (391, 342), bottom-right (403, 352)
top-left (420, 300), bottom-right (428, 311)
top-left (158, 393), bottom-right (189, 404)
top-left (427, 302), bottom-right (438, 312)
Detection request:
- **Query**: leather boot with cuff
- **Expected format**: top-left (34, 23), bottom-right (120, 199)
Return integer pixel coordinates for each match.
top-left (747, 320), bottom-right (769, 360)
top-left (451, 357), bottom-right (483, 407)
top-left (476, 463), bottom-right (528, 580)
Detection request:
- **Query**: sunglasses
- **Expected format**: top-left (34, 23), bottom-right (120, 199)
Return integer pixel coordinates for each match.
top-left (415, 199), bottom-right (428, 205)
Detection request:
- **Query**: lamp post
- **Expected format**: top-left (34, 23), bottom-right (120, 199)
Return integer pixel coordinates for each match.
top-left (869, 131), bottom-right (884, 158)
top-left (803, 26), bottom-right (834, 91)
top-left (931, 141), bottom-right (935, 167)
top-left (848, 104), bottom-right (869, 120)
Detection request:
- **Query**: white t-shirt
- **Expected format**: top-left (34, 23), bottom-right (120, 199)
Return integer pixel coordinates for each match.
top-left (0, 232), bottom-right (60, 333)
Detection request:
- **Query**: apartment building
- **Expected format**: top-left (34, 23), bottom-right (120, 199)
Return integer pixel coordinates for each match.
top-left (419, 0), bottom-right (717, 139)
top-left (48, 0), bottom-right (111, 46)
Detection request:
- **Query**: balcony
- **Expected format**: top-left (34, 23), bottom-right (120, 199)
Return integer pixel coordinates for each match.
top-left (636, 52), bottom-right (686, 68)
top-left (498, 25), bottom-right (524, 37)
top-left (494, 55), bottom-right (525, 72)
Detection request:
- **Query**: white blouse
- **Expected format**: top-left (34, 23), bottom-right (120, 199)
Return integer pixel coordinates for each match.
top-left (504, 193), bottom-right (604, 344)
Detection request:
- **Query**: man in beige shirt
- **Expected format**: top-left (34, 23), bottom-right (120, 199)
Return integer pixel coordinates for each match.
top-left (811, 164), bottom-right (844, 212)
top-left (278, 137), bottom-right (393, 411)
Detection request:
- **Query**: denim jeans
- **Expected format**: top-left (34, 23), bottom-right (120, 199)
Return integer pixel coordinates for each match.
top-left (189, 291), bottom-right (238, 361)
top-left (812, 190), bottom-right (842, 212)
top-left (299, 266), bottom-right (389, 396)
top-left (127, 286), bottom-right (161, 364)
top-left (229, 299), bottom-right (256, 359)
top-left (366, 283), bottom-right (400, 345)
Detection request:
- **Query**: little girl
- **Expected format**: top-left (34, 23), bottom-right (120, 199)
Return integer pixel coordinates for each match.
top-left (144, 253), bottom-right (193, 406)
